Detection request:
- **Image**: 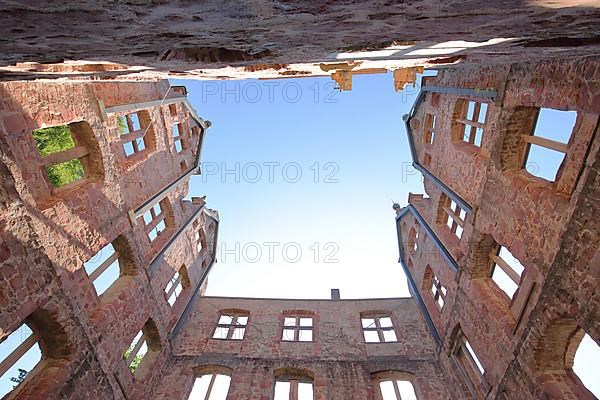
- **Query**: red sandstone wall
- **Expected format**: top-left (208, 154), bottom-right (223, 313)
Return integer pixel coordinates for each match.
top-left (154, 296), bottom-right (454, 400)
top-left (0, 80), bottom-right (217, 399)
top-left (401, 57), bottom-right (600, 399)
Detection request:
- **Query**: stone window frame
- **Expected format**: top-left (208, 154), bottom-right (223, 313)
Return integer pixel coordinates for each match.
top-left (171, 122), bottom-right (187, 154)
top-left (194, 223), bottom-right (206, 255)
top-left (423, 113), bottom-right (436, 145)
top-left (117, 111), bottom-right (155, 159)
top-left (451, 99), bottom-right (489, 148)
top-left (372, 371), bottom-right (420, 400)
top-left (273, 368), bottom-right (315, 400)
top-left (281, 312), bottom-right (314, 343)
top-left (489, 245), bottom-right (525, 301)
top-left (30, 121), bottom-right (104, 202)
top-left (408, 225), bottom-right (420, 255)
top-left (534, 319), bottom-right (599, 400)
top-left (0, 323), bottom-right (40, 395)
top-left (123, 319), bottom-right (161, 375)
top-left (437, 193), bottom-right (466, 240)
top-left (83, 235), bottom-right (136, 299)
top-left (423, 266), bottom-right (447, 311)
top-left (188, 366), bottom-right (233, 400)
top-left (450, 326), bottom-right (490, 398)
top-left (0, 310), bottom-right (71, 399)
top-left (361, 312), bottom-right (399, 343)
top-left (141, 200), bottom-right (169, 244)
top-left (164, 265), bottom-right (190, 307)
top-left (212, 311), bottom-right (249, 341)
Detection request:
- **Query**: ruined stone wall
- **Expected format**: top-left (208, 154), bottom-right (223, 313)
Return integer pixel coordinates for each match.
top-left (400, 57), bottom-right (599, 399)
top-left (154, 296), bottom-right (458, 400)
top-left (1, 1), bottom-right (600, 80)
top-left (0, 80), bottom-right (218, 399)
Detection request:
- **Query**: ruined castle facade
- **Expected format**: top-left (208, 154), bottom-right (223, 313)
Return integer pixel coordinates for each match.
top-left (0, 56), bottom-right (598, 399)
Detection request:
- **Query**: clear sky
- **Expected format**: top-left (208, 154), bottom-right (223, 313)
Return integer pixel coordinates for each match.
top-left (176, 72), bottom-right (424, 299)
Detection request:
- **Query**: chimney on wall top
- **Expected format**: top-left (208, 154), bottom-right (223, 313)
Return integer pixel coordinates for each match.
top-left (331, 289), bottom-right (341, 300)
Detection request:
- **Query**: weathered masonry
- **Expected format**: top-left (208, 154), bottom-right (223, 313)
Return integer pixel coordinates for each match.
top-left (0, 80), bottom-right (218, 399)
top-left (155, 296), bottom-right (457, 400)
top-left (0, 54), bottom-right (598, 400)
top-left (397, 57), bottom-right (599, 399)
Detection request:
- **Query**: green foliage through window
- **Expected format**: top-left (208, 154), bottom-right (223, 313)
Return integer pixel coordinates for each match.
top-left (32, 125), bottom-right (85, 187)
top-left (123, 348), bottom-right (145, 373)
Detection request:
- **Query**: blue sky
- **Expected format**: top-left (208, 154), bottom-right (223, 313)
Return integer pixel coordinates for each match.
top-left (177, 73), bottom-right (423, 299)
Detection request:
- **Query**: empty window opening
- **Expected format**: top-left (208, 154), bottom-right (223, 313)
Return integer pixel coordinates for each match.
top-left (187, 373), bottom-right (231, 400)
top-left (439, 195), bottom-right (466, 239)
top-left (164, 268), bottom-right (188, 307)
top-left (465, 340), bottom-right (485, 375)
top-left (522, 108), bottom-right (576, 181)
top-left (195, 228), bottom-right (204, 254)
top-left (118, 112), bottom-right (148, 157)
top-left (212, 314), bottom-right (248, 340)
top-left (456, 101), bottom-right (487, 147)
top-left (0, 324), bottom-right (42, 398)
top-left (573, 333), bottom-right (600, 398)
top-left (32, 124), bottom-right (88, 188)
top-left (84, 242), bottom-right (120, 296)
top-left (408, 226), bottom-right (419, 255)
top-left (274, 378), bottom-right (314, 400)
top-left (378, 380), bottom-right (418, 400)
top-left (451, 328), bottom-right (487, 395)
top-left (490, 246), bottom-right (525, 299)
top-left (124, 330), bottom-right (148, 373)
top-left (430, 274), bottom-right (447, 310)
top-left (142, 202), bottom-right (167, 243)
top-left (282, 317), bottom-right (313, 342)
top-left (172, 123), bottom-right (185, 153)
top-left (362, 316), bottom-right (397, 343)
top-left (423, 113), bottom-right (436, 145)
top-left (169, 103), bottom-right (178, 117)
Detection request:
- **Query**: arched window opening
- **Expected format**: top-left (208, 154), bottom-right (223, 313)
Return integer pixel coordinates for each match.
top-left (187, 373), bottom-right (231, 400)
top-left (573, 333), bottom-right (600, 398)
top-left (373, 371), bottom-right (419, 400)
top-left (274, 368), bottom-right (314, 400)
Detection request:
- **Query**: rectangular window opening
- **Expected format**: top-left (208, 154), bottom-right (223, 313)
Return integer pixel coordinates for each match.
top-left (0, 324), bottom-right (42, 398)
top-left (457, 101), bottom-right (487, 147)
top-left (123, 330), bottom-right (148, 373)
top-left (212, 314), bottom-right (248, 340)
top-left (490, 246), bottom-right (525, 299)
top-left (362, 316), bottom-right (397, 343)
top-left (118, 112), bottom-right (147, 157)
top-left (522, 108), bottom-right (576, 181)
top-left (84, 242), bottom-right (121, 296)
top-left (32, 125), bottom-right (88, 188)
top-left (281, 316), bottom-right (313, 342)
